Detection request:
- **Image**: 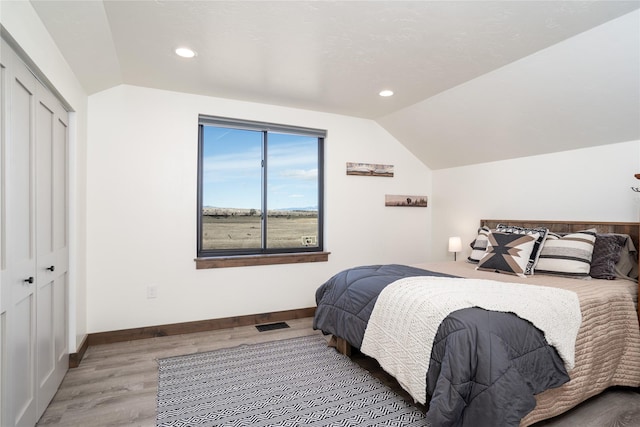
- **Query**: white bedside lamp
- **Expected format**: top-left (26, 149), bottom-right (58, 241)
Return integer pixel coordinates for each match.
top-left (448, 236), bottom-right (462, 261)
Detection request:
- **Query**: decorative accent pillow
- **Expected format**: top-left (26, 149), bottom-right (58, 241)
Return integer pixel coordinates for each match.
top-left (495, 224), bottom-right (549, 275)
top-left (535, 229), bottom-right (597, 277)
top-left (589, 234), bottom-right (626, 280)
top-left (476, 231), bottom-right (537, 278)
top-left (614, 235), bottom-right (638, 280)
top-left (467, 226), bottom-right (491, 264)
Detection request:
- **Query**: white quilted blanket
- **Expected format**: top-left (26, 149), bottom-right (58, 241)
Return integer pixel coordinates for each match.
top-left (360, 276), bottom-right (582, 404)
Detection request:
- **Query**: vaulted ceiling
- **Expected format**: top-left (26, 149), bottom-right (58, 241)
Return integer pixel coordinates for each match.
top-left (30, 1), bottom-right (640, 169)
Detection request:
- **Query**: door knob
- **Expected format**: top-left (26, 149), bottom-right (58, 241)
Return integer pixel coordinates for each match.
top-left (47, 265), bottom-right (55, 272)
top-left (24, 277), bottom-right (34, 284)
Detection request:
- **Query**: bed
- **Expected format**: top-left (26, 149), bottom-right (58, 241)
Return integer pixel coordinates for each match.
top-left (313, 220), bottom-right (640, 426)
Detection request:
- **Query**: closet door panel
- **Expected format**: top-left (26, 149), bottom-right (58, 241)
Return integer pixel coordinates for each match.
top-left (36, 279), bottom-right (54, 389)
top-left (52, 113), bottom-right (68, 371)
top-left (53, 116), bottom-right (67, 251)
top-left (6, 54), bottom-right (37, 427)
top-left (54, 272), bottom-right (67, 363)
top-left (0, 37), bottom-right (7, 427)
top-left (35, 84), bottom-right (68, 417)
top-left (11, 294), bottom-right (35, 426)
top-left (35, 91), bottom-right (56, 413)
top-left (1, 39), bottom-right (7, 314)
top-left (7, 60), bottom-right (35, 277)
top-left (36, 100), bottom-right (53, 256)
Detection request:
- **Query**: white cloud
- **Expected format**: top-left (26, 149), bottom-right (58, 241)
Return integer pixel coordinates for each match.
top-left (279, 168), bottom-right (318, 180)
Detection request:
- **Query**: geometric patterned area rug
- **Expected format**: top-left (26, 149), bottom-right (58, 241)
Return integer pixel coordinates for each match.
top-left (156, 334), bottom-right (427, 426)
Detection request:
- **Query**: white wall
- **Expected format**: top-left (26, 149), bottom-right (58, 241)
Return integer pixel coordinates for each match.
top-left (1, 1), bottom-right (88, 351)
top-left (431, 140), bottom-right (640, 261)
top-left (86, 85), bottom-right (432, 333)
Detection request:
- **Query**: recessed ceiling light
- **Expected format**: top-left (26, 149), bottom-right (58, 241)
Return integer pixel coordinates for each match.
top-left (379, 90), bottom-right (394, 97)
top-left (175, 47), bottom-right (196, 58)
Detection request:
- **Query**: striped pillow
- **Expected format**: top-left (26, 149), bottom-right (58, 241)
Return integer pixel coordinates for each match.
top-left (467, 226), bottom-right (491, 263)
top-left (535, 229), bottom-right (597, 277)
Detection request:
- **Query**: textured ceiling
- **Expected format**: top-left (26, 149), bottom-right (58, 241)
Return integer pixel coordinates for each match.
top-left (30, 1), bottom-right (640, 169)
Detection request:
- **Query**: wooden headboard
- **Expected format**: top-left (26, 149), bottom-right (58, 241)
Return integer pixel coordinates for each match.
top-left (481, 219), bottom-right (640, 320)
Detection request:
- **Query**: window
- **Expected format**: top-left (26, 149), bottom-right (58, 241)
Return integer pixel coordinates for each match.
top-left (197, 115), bottom-right (326, 264)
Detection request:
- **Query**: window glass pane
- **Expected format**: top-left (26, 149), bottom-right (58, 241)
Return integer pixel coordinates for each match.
top-left (201, 127), bottom-right (262, 250)
top-left (266, 133), bottom-right (319, 249)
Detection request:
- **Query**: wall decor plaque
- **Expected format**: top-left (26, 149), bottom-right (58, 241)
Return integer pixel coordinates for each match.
top-left (346, 162), bottom-right (394, 177)
top-left (385, 194), bottom-right (428, 207)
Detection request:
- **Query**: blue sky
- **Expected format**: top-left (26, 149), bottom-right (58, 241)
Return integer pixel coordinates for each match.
top-left (202, 127), bottom-right (318, 210)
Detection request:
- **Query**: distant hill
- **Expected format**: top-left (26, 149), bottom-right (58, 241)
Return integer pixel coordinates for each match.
top-left (202, 207), bottom-right (317, 217)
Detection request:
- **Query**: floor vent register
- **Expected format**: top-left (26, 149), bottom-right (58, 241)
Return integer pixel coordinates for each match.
top-left (255, 322), bottom-right (290, 332)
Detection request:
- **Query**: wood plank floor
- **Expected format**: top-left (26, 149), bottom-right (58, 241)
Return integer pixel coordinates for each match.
top-left (37, 317), bottom-right (640, 426)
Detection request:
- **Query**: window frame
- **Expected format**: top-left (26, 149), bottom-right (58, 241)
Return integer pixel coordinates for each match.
top-left (196, 115), bottom-right (326, 264)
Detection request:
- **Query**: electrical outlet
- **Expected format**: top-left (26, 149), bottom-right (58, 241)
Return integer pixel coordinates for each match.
top-left (147, 285), bottom-right (158, 299)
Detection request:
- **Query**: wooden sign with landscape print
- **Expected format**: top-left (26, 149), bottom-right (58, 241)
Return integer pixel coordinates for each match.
top-left (346, 162), bottom-right (394, 177)
top-left (385, 194), bottom-right (428, 207)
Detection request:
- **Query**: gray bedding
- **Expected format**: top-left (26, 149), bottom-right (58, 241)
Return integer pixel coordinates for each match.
top-left (313, 264), bottom-right (454, 348)
top-left (313, 264), bottom-right (570, 427)
top-left (427, 307), bottom-right (569, 426)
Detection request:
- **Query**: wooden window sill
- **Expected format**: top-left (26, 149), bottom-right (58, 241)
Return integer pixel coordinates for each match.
top-left (195, 251), bottom-right (330, 269)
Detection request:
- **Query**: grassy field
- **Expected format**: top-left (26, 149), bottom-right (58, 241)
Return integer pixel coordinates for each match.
top-left (201, 215), bottom-right (318, 250)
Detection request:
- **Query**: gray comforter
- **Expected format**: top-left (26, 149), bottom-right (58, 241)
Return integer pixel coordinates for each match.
top-left (313, 264), bottom-right (570, 427)
top-left (427, 307), bottom-right (569, 426)
top-left (313, 264), bottom-right (454, 348)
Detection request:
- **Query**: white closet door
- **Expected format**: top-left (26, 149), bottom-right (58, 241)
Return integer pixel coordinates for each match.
top-left (0, 36), bottom-right (7, 427)
top-left (35, 82), bottom-right (69, 417)
top-left (0, 39), bottom-right (70, 427)
top-left (4, 46), bottom-right (38, 427)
